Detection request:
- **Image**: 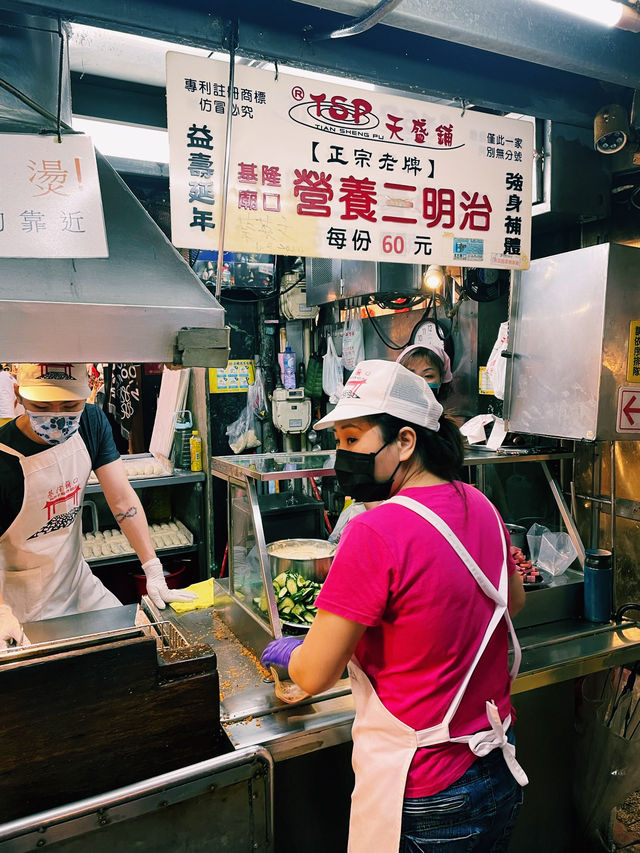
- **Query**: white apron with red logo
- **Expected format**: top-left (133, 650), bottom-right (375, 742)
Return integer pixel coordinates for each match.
top-left (346, 494), bottom-right (528, 853)
top-left (0, 432), bottom-right (120, 623)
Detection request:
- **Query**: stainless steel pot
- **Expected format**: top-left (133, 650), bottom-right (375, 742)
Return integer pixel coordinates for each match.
top-left (505, 523), bottom-right (527, 552)
top-left (267, 538), bottom-right (336, 582)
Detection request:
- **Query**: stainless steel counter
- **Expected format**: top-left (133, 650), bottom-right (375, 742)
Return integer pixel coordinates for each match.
top-left (173, 604), bottom-right (640, 762)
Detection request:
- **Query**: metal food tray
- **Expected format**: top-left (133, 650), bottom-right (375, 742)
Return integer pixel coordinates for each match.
top-left (88, 452), bottom-right (173, 484)
top-left (83, 519), bottom-right (193, 562)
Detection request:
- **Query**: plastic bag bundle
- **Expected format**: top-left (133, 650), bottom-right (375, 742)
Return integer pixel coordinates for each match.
top-left (485, 321), bottom-right (509, 400)
top-left (574, 669), bottom-right (640, 850)
top-left (341, 309), bottom-right (365, 371)
top-left (322, 336), bottom-right (344, 403)
top-left (526, 523), bottom-right (578, 575)
top-left (225, 367), bottom-right (266, 454)
top-left (305, 353), bottom-right (324, 399)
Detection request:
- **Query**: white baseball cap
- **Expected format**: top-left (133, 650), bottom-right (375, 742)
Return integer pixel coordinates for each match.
top-left (17, 363), bottom-right (90, 402)
top-left (315, 359), bottom-right (443, 432)
top-left (396, 344), bottom-right (453, 383)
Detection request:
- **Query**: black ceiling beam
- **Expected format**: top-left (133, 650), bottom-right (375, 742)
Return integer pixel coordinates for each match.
top-left (71, 72), bottom-right (167, 128)
top-left (0, 0), bottom-right (632, 128)
top-left (294, 0), bottom-right (640, 92)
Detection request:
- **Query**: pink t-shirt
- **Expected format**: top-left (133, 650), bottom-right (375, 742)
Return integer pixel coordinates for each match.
top-left (315, 481), bottom-right (517, 797)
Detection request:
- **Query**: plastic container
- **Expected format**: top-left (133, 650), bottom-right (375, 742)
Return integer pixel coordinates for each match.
top-left (189, 430), bottom-right (203, 472)
top-left (173, 410), bottom-right (193, 470)
top-left (283, 345), bottom-right (296, 390)
top-left (583, 549), bottom-right (613, 623)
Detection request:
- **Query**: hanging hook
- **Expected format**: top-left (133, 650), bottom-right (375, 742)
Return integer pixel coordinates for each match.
top-left (56, 17), bottom-right (65, 143)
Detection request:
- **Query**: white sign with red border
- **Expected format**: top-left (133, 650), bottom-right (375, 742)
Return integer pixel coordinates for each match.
top-left (617, 387), bottom-right (640, 432)
top-left (0, 134), bottom-right (107, 258)
top-left (166, 52), bottom-right (533, 268)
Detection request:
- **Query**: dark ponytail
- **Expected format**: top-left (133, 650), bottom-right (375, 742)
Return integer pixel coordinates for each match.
top-left (371, 412), bottom-right (464, 482)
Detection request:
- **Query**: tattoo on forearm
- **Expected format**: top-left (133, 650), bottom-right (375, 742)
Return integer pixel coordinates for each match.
top-left (115, 506), bottom-right (137, 523)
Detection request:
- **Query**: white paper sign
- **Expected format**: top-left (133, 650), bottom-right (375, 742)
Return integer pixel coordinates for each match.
top-left (459, 413), bottom-right (495, 445)
top-left (0, 134), bottom-right (108, 258)
top-left (167, 52), bottom-right (533, 268)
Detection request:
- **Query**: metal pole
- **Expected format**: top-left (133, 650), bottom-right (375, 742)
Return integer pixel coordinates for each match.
top-left (215, 19), bottom-right (237, 300)
top-left (540, 460), bottom-right (586, 567)
top-left (610, 440), bottom-right (617, 607)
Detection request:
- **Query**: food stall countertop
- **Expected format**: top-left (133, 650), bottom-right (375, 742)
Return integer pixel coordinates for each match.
top-left (174, 604), bottom-right (640, 762)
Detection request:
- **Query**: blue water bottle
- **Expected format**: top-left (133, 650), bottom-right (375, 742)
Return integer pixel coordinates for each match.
top-left (283, 345), bottom-right (296, 390)
top-left (583, 549), bottom-right (613, 623)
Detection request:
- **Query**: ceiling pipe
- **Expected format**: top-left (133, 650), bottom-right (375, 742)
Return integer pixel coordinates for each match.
top-left (306, 0), bottom-right (405, 41)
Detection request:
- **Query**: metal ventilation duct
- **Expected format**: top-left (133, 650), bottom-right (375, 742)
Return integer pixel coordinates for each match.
top-left (0, 12), bottom-right (229, 366)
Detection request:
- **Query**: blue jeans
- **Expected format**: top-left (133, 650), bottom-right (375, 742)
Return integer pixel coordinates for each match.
top-left (399, 733), bottom-right (523, 853)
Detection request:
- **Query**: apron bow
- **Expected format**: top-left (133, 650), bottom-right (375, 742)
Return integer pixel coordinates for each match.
top-left (466, 701), bottom-right (529, 786)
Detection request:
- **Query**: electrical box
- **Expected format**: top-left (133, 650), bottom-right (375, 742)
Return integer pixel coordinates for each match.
top-left (271, 387), bottom-right (312, 434)
top-left (305, 259), bottom-right (423, 305)
top-left (504, 243), bottom-right (640, 441)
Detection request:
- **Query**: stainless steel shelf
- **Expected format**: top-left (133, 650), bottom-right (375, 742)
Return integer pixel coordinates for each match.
top-left (86, 544), bottom-right (198, 568)
top-left (85, 470), bottom-right (205, 494)
top-left (463, 449), bottom-right (575, 466)
top-left (211, 451), bottom-right (335, 483)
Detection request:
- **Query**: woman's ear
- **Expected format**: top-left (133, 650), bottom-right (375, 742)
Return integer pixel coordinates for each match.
top-left (397, 426), bottom-right (417, 461)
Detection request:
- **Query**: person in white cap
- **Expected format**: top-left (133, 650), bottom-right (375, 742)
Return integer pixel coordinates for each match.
top-left (396, 343), bottom-right (453, 399)
top-left (262, 359), bottom-right (526, 853)
top-left (0, 363), bottom-right (195, 649)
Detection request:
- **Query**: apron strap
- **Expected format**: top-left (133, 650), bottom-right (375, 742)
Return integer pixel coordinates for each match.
top-left (387, 494), bottom-right (522, 725)
top-left (388, 496), bottom-right (508, 607)
top-left (0, 442), bottom-right (25, 460)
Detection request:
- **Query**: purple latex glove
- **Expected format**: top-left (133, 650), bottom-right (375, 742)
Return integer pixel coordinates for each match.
top-left (261, 637), bottom-right (304, 669)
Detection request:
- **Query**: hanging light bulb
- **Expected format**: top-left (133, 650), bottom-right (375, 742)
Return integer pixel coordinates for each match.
top-left (424, 264), bottom-right (446, 290)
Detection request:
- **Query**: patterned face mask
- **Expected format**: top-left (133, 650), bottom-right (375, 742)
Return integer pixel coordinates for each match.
top-left (27, 411), bottom-right (83, 445)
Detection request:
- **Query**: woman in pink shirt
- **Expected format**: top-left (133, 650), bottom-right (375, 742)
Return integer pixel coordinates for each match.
top-left (262, 359), bottom-right (527, 853)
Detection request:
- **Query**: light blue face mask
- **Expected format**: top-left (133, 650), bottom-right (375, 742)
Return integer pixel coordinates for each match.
top-left (428, 382), bottom-right (441, 393)
top-left (27, 411), bottom-right (83, 445)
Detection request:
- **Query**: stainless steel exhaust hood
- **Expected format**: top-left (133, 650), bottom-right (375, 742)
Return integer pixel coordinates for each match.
top-left (0, 13), bottom-right (229, 367)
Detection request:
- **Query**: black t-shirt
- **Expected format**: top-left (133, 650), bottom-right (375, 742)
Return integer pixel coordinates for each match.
top-left (0, 405), bottom-right (120, 536)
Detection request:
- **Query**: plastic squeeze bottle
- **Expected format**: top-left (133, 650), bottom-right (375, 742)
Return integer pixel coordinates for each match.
top-left (189, 430), bottom-right (203, 472)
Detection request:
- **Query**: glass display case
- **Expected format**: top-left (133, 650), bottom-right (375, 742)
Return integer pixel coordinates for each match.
top-left (211, 452), bottom-right (335, 653)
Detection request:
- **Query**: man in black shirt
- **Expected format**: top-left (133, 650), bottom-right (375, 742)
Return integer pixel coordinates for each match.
top-left (0, 364), bottom-right (195, 648)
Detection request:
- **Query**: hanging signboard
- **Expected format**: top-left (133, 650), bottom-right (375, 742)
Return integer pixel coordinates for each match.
top-left (0, 134), bottom-right (107, 258)
top-left (167, 53), bottom-right (533, 269)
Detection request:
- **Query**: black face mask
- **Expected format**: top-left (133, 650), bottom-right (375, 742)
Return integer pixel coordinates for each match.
top-left (334, 443), bottom-right (402, 503)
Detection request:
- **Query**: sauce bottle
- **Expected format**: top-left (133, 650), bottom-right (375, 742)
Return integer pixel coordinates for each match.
top-left (189, 430), bottom-right (203, 472)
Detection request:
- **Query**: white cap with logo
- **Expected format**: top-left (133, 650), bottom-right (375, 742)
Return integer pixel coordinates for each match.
top-left (314, 359), bottom-right (443, 432)
top-left (17, 363), bottom-right (90, 402)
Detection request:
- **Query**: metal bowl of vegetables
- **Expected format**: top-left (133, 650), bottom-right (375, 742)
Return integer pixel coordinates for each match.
top-left (267, 539), bottom-right (336, 630)
top-left (267, 538), bottom-right (336, 582)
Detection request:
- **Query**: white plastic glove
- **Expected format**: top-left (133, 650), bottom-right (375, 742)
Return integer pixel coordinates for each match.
top-left (141, 558), bottom-right (198, 610)
top-left (0, 604), bottom-right (30, 650)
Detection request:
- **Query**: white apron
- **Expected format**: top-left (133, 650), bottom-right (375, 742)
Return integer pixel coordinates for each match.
top-left (347, 495), bottom-right (528, 853)
top-left (0, 431), bottom-right (120, 623)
